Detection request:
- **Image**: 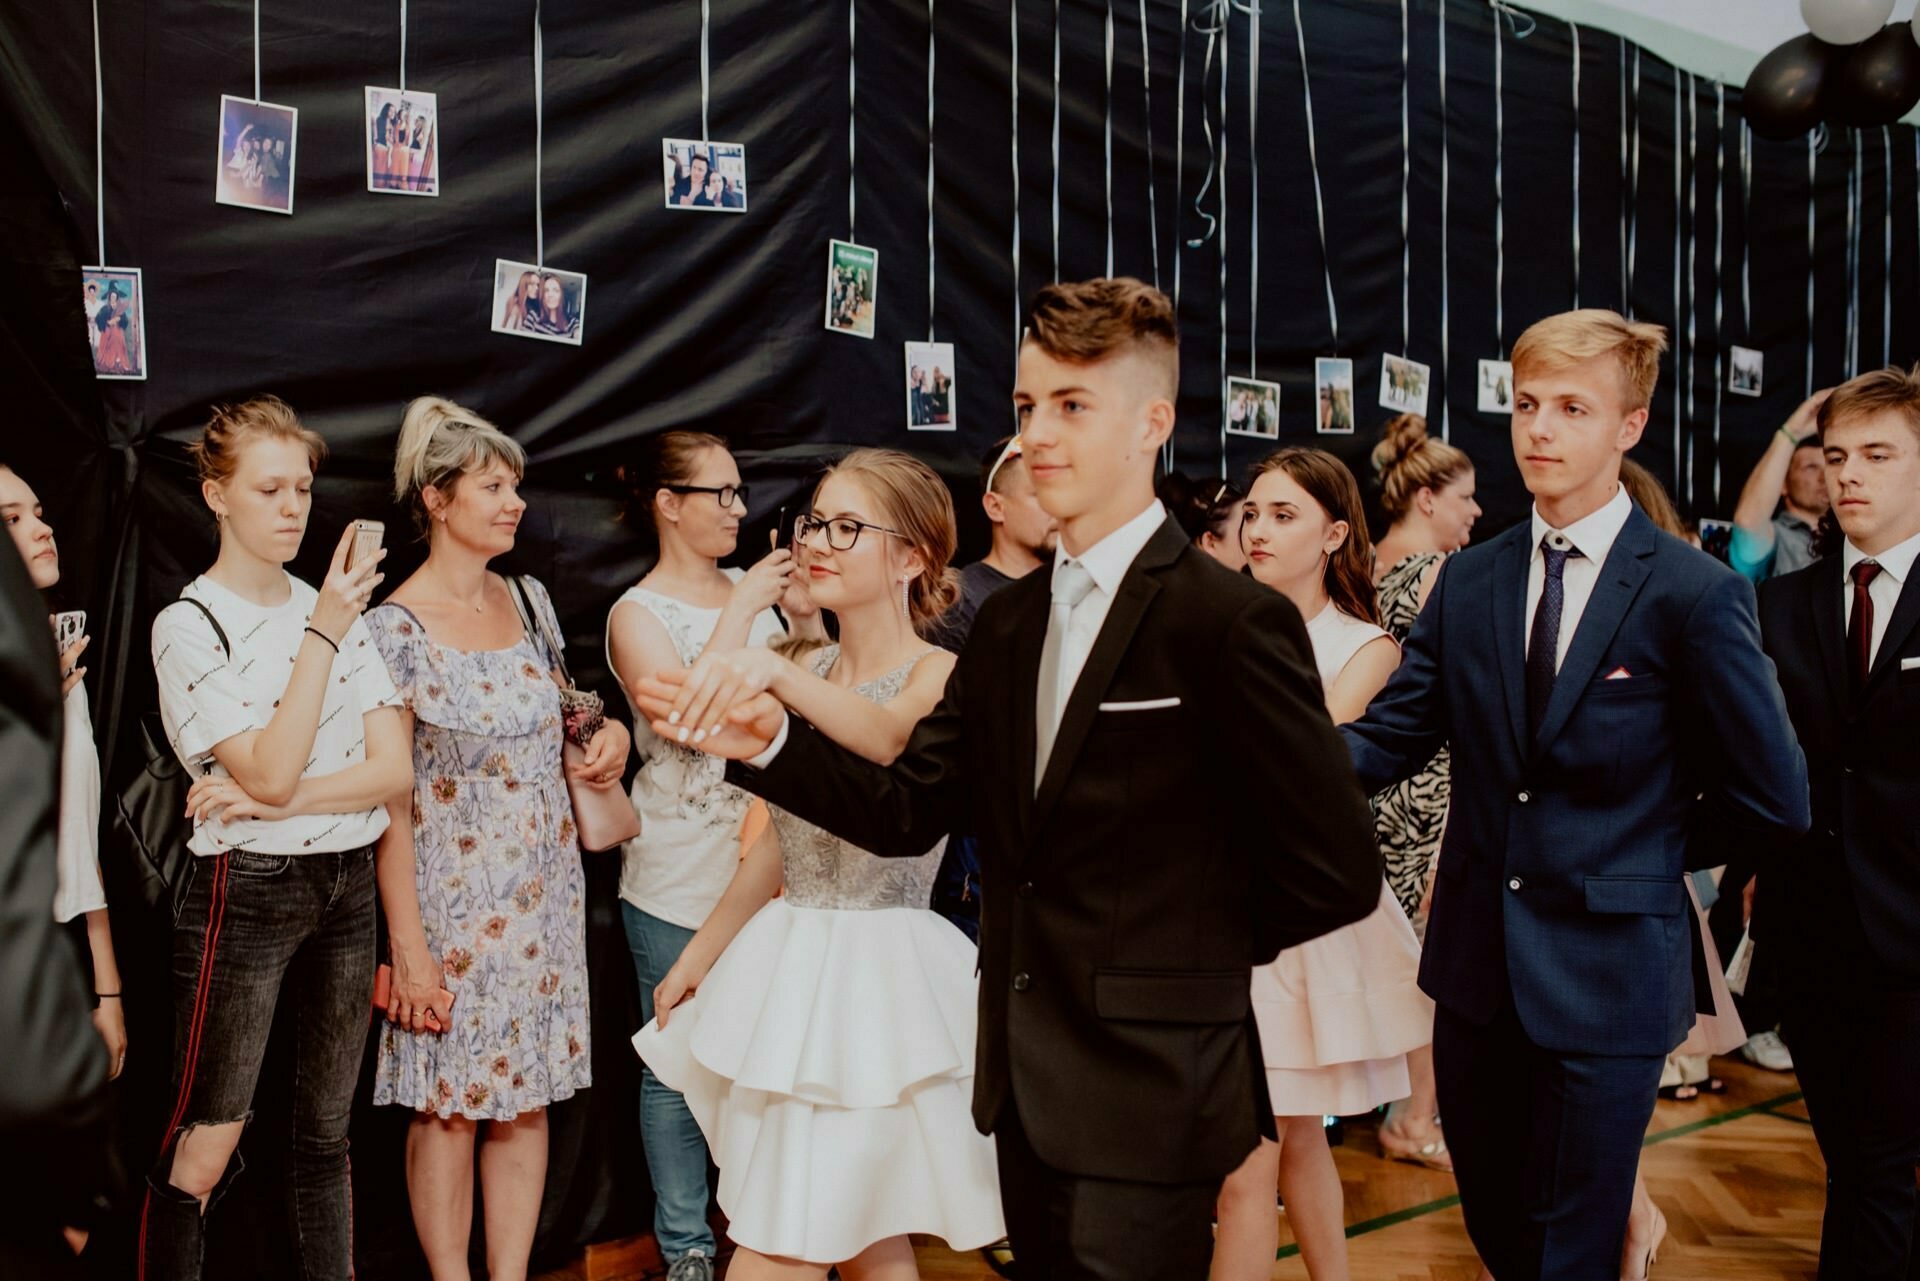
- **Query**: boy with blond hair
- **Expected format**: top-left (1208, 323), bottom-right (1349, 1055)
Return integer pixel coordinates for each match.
top-left (1341, 309), bottom-right (1809, 1280)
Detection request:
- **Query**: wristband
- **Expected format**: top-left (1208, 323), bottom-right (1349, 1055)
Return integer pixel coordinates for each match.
top-left (95, 992), bottom-right (121, 999)
top-left (304, 626), bottom-right (340, 653)
top-left (1778, 425), bottom-right (1801, 447)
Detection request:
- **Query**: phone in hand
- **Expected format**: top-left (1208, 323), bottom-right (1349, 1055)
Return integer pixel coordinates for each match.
top-left (345, 520), bottom-right (386, 572)
top-left (52, 610), bottom-right (86, 653)
top-left (371, 963), bottom-right (454, 1033)
top-left (773, 504), bottom-right (791, 551)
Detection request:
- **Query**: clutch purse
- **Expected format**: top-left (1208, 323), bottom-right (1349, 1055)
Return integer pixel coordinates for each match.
top-left (510, 578), bottom-right (643, 853)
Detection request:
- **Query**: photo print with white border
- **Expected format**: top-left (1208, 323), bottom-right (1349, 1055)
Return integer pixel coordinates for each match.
top-left (216, 94), bottom-right (297, 214)
top-left (905, 341), bottom-right (957, 431)
top-left (1477, 359), bottom-right (1515, 415)
top-left (1226, 376), bottom-right (1282, 440)
top-left (1729, 345), bottom-right (1763, 397)
top-left (82, 266), bottom-right (148, 381)
top-left (826, 240), bottom-right (878, 339)
top-left (1380, 354), bottom-right (1432, 418)
top-left (491, 260), bottom-right (587, 346)
top-left (1315, 358), bottom-right (1355, 434)
top-left (365, 87), bottom-right (440, 196)
top-left (663, 139), bottom-right (747, 212)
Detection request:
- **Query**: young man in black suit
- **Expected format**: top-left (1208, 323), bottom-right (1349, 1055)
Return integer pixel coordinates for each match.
top-left (1757, 364), bottom-right (1920, 1280)
top-left (635, 278), bottom-right (1382, 1278)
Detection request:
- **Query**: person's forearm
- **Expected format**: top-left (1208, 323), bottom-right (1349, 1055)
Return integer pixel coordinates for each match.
top-left (703, 602), bottom-right (760, 655)
top-left (374, 802), bottom-right (431, 953)
top-left (678, 833), bottom-right (783, 975)
top-left (224, 639), bottom-right (336, 803)
top-left (284, 751), bottom-right (411, 817)
top-left (1732, 431), bottom-right (1798, 533)
top-left (84, 908), bottom-right (120, 996)
top-left (769, 662), bottom-right (917, 764)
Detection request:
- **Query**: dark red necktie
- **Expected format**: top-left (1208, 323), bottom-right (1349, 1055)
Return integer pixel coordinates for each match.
top-left (1848, 559), bottom-right (1883, 694)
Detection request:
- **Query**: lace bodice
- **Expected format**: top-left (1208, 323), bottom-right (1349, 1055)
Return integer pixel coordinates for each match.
top-left (772, 644), bottom-right (948, 911)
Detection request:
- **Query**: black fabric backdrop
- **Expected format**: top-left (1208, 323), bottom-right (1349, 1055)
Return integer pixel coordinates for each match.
top-left (2, 0), bottom-right (1917, 1275)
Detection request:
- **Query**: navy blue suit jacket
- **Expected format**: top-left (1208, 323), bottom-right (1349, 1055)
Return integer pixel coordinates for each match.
top-left (1340, 505), bottom-right (1810, 1056)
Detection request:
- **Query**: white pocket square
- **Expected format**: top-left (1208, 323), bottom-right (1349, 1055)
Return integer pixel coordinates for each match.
top-left (1098, 697), bottom-right (1182, 712)
top-left (1903, 656), bottom-right (1920, 671)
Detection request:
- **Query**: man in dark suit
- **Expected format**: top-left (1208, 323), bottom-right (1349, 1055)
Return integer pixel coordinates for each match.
top-left (1758, 364), bottom-right (1920, 1280)
top-left (636, 278), bottom-right (1382, 1278)
top-left (1339, 310), bottom-right (1809, 1280)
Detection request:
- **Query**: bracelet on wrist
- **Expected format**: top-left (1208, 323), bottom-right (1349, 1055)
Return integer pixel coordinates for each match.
top-left (95, 992), bottom-right (121, 999)
top-left (303, 626), bottom-right (340, 653)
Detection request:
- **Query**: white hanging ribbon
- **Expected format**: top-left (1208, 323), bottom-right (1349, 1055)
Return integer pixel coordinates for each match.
top-left (1173, 0), bottom-right (1188, 316)
top-left (1684, 71), bottom-right (1696, 506)
top-left (92, 0), bottom-right (105, 262)
top-left (1010, 0), bottom-right (1019, 351)
top-left (1104, 2), bottom-right (1114, 278)
top-left (848, 0), bottom-right (857, 242)
top-left (1883, 126), bottom-right (1892, 368)
top-left (1741, 119), bottom-right (1752, 336)
top-left (1138, 0), bottom-right (1160, 290)
top-left (928, 0), bottom-right (936, 341)
top-left (1618, 38), bottom-right (1628, 309)
top-left (534, 0), bottom-right (544, 268)
top-left (253, 0), bottom-right (262, 102)
top-left (1052, 0), bottom-right (1061, 278)
top-left (1845, 133), bottom-right (1859, 378)
top-left (1627, 46), bottom-right (1640, 318)
top-left (1218, 5), bottom-right (1228, 477)
top-left (1438, 0), bottom-right (1450, 438)
top-left (1493, 3), bottom-right (1505, 356)
top-left (1399, 0), bottom-right (1409, 351)
top-left (1247, 0), bottom-right (1257, 374)
top-left (1713, 81), bottom-right (1724, 507)
top-left (1570, 19), bottom-right (1580, 310)
top-left (1806, 134), bottom-right (1816, 398)
top-left (1185, 2), bottom-right (1228, 251)
top-left (1294, 0), bottom-right (1335, 355)
top-left (699, 0), bottom-right (710, 141)
top-left (399, 0), bottom-right (407, 92)
top-left (1672, 67), bottom-right (1683, 496)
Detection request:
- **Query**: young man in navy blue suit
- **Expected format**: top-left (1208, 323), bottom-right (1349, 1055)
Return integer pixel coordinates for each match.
top-left (1757, 365), bottom-right (1920, 1280)
top-left (1340, 310), bottom-right (1809, 1280)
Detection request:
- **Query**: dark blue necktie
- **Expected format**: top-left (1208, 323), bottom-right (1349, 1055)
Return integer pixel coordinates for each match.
top-left (1527, 537), bottom-right (1582, 737)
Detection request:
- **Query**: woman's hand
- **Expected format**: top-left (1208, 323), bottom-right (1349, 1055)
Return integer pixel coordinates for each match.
top-left (59, 635), bottom-right (89, 697)
top-left (308, 524), bottom-right (386, 646)
top-left (388, 942), bottom-right (451, 1035)
top-left (727, 548), bottom-right (797, 619)
top-left (184, 774), bottom-right (287, 824)
top-left (571, 719), bottom-right (631, 790)
top-left (92, 1000), bottom-right (127, 1079)
top-left (667, 647), bottom-right (789, 744)
top-left (652, 952), bottom-right (713, 1029)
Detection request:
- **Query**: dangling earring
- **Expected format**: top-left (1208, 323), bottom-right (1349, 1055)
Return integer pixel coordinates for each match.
top-left (899, 578), bottom-right (911, 621)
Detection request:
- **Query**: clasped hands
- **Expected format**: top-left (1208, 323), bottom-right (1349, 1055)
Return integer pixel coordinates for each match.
top-left (630, 646), bottom-right (790, 760)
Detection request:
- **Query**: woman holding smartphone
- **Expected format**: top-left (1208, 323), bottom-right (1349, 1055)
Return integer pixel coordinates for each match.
top-left (144, 396), bottom-right (410, 1281)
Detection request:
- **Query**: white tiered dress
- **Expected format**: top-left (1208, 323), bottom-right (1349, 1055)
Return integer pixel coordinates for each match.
top-left (1251, 604), bottom-right (1436, 1117)
top-left (631, 646), bottom-right (1004, 1263)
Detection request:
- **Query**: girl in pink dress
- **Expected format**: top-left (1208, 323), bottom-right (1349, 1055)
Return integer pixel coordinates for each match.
top-left (1212, 449), bottom-right (1434, 1281)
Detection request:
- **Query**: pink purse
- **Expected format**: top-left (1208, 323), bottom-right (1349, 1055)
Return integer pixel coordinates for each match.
top-left (510, 578), bottom-right (641, 853)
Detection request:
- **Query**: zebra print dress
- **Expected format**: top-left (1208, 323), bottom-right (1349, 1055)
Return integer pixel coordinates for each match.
top-left (1371, 552), bottom-right (1450, 926)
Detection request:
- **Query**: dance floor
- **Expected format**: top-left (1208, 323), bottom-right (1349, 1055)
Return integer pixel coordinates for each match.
top-left (541, 1057), bottom-right (1825, 1280)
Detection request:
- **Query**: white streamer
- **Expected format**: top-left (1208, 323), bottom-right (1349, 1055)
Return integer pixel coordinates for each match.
top-left (928, 0), bottom-right (936, 341)
top-left (699, 0), bottom-right (710, 140)
top-left (1138, 0), bottom-right (1161, 290)
top-left (400, 0), bottom-right (407, 92)
top-left (1741, 119), bottom-right (1752, 336)
top-left (1627, 46), bottom-right (1639, 318)
top-left (1685, 72), bottom-right (1696, 506)
top-left (1807, 134), bottom-right (1816, 398)
top-left (1104, 3), bottom-right (1114, 278)
top-left (1438, 0), bottom-right (1450, 439)
top-left (1494, 4), bottom-right (1505, 355)
top-left (1618, 39), bottom-right (1627, 309)
top-left (1052, 0), bottom-right (1061, 278)
top-left (1713, 81), bottom-right (1724, 507)
top-left (1173, 0), bottom-right (1188, 315)
top-left (1399, 0), bottom-right (1409, 351)
top-left (1010, 0), bottom-right (1019, 352)
top-left (1672, 67), bottom-right (1682, 494)
top-left (92, 0), bottom-right (105, 261)
top-left (1846, 134), bottom-right (1859, 378)
top-left (1883, 126), bottom-right (1892, 368)
top-left (1570, 19), bottom-right (1580, 309)
top-left (1219, 5), bottom-right (1228, 477)
top-left (1247, 0), bottom-right (1257, 373)
top-left (849, 0), bottom-right (857, 242)
top-left (534, 0), bottom-right (544, 268)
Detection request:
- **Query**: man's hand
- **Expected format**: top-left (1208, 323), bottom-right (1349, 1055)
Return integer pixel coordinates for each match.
top-left (1783, 389), bottom-right (1832, 443)
top-left (634, 671), bottom-right (783, 760)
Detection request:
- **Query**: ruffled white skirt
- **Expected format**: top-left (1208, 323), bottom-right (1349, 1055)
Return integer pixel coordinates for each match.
top-left (632, 899), bottom-right (1005, 1262)
top-left (1252, 882), bottom-right (1434, 1116)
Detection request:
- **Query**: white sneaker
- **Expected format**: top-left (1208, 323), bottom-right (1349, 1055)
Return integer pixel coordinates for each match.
top-left (1741, 1029), bottom-right (1794, 1072)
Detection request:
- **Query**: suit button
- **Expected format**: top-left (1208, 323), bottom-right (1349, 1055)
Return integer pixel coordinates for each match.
top-left (1018, 882), bottom-right (1035, 899)
top-left (1012, 973), bottom-right (1032, 993)
top-left (1508, 877), bottom-right (1524, 892)
top-left (1517, 790), bottom-right (1532, 804)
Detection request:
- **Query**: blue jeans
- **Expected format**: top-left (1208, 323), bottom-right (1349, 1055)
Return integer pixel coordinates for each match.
top-left (621, 901), bottom-right (716, 1262)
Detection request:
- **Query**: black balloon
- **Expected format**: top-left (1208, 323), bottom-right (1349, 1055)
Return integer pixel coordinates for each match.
top-left (1745, 34), bottom-right (1841, 139)
top-left (1827, 22), bottom-right (1920, 126)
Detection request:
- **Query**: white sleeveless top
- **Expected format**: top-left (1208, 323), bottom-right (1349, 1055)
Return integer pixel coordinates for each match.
top-left (1303, 602), bottom-right (1393, 691)
top-left (606, 569), bottom-right (786, 929)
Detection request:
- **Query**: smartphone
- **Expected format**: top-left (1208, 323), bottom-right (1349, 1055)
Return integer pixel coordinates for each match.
top-left (345, 519), bottom-right (385, 571)
top-left (774, 504), bottom-right (791, 551)
top-left (52, 610), bottom-right (86, 653)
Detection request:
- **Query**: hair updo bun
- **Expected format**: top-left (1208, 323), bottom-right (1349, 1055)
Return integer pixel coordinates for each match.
top-left (1370, 413), bottom-right (1473, 521)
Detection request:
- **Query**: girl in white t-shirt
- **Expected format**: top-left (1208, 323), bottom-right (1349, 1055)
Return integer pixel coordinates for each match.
top-left (604, 431), bottom-right (809, 1277)
top-left (142, 397), bottom-right (410, 1281)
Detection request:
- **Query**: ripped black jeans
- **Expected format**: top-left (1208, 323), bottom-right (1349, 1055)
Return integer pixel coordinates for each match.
top-left (140, 846), bottom-right (377, 1281)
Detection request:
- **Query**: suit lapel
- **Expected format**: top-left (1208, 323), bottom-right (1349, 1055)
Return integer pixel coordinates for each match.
top-left (1531, 510), bottom-right (1656, 754)
top-left (1865, 568), bottom-right (1920, 691)
top-left (1491, 528), bottom-right (1531, 759)
top-left (1809, 555), bottom-right (1849, 711)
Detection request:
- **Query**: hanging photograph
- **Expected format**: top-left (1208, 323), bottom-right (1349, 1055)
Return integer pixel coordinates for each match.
top-left (662, 139), bottom-right (747, 212)
top-left (215, 94), bottom-right (297, 214)
top-left (1314, 359), bottom-right (1355, 435)
top-left (81, 266), bottom-right (147, 381)
top-left (904, 341), bottom-right (957, 431)
top-left (365, 87), bottom-right (440, 196)
top-left (1729, 345), bottom-right (1764, 397)
top-left (1226, 376), bottom-right (1282, 440)
top-left (825, 240), bottom-right (878, 339)
top-left (1379, 354), bottom-right (1432, 418)
top-left (1477, 359), bottom-right (1515, 415)
top-left (491, 259), bottom-right (586, 346)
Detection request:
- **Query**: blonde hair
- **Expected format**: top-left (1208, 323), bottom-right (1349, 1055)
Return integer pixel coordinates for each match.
top-left (393, 396), bottom-right (527, 533)
top-left (1510, 309), bottom-right (1669, 411)
top-left (190, 395), bottom-right (326, 486)
top-left (814, 448), bottom-right (961, 639)
top-left (1618, 458), bottom-right (1686, 538)
top-left (1370, 414), bottom-right (1473, 521)
top-left (1818, 363), bottom-right (1920, 442)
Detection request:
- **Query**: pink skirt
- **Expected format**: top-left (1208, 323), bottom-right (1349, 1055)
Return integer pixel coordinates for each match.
top-left (1673, 874), bottom-right (1746, 1057)
top-left (1251, 882), bottom-right (1434, 1116)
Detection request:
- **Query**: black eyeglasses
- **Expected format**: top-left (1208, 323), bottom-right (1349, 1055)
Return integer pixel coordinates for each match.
top-left (664, 483), bottom-right (749, 509)
top-left (793, 513), bottom-right (906, 551)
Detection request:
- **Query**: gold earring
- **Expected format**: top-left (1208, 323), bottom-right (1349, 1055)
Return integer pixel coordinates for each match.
top-left (899, 579), bottom-right (910, 620)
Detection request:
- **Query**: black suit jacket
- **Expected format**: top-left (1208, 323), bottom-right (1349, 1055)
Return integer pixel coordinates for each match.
top-left (730, 516), bottom-right (1381, 1184)
top-left (1759, 555), bottom-right (1920, 990)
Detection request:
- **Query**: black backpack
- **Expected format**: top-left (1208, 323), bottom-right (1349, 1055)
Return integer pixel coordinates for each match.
top-left (109, 598), bottom-right (225, 918)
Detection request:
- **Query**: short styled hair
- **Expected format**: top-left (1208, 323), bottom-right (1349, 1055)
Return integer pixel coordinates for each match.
top-left (1817, 363), bottom-right (1920, 442)
top-left (191, 395), bottom-right (327, 486)
top-left (1510, 309), bottom-right (1668, 411)
top-left (1024, 277), bottom-right (1179, 399)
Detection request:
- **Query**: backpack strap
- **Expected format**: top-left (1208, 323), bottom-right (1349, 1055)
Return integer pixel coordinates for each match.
top-left (164, 595), bottom-right (230, 655)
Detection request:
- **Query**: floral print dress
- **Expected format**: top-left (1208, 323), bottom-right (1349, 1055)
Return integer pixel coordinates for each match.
top-left (366, 580), bottom-right (590, 1120)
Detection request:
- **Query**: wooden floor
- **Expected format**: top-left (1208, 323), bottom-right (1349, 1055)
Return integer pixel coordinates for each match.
top-left (542, 1056), bottom-right (1829, 1281)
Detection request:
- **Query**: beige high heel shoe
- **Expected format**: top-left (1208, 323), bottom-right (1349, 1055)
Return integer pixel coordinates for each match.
top-left (1621, 1203), bottom-right (1668, 1281)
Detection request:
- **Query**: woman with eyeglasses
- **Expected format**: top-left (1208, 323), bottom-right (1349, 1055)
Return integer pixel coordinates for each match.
top-left (631, 448), bottom-right (1004, 1278)
top-left (604, 431), bottom-right (809, 1281)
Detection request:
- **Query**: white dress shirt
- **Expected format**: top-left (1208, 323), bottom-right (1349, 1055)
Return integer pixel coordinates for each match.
top-left (1524, 483), bottom-right (1635, 673)
top-left (1841, 527), bottom-right (1920, 669)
